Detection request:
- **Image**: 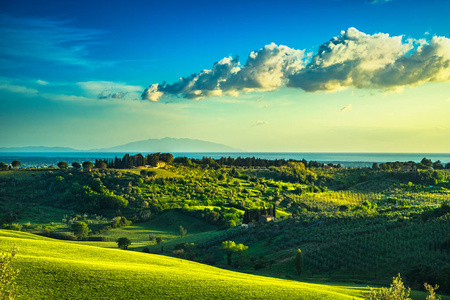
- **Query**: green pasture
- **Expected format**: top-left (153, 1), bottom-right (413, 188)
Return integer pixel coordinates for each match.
top-left (1, 230), bottom-right (369, 299)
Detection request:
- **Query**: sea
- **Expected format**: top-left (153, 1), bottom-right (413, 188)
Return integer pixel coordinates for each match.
top-left (0, 152), bottom-right (449, 168)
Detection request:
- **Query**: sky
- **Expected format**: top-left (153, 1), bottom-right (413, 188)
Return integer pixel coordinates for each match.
top-left (0, 0), bottom-right (449, 152)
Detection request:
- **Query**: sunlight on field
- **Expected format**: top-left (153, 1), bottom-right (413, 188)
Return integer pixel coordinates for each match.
top-left (0, 230), bottom-right (368, 299)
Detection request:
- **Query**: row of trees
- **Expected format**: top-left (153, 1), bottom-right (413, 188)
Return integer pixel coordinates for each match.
top-left (180, 156), bottom-right (334, 169)
top-left (373, 158), bottom-right (450, 171)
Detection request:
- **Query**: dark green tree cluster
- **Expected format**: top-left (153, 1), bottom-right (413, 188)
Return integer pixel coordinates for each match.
top-left (189, 156), bottom-right (327, 169)
top-left (242, 205), bottom-right (276, 224)
top-left (0, 162), bottom-right (9, 171)
top-left (116, 237), bottom-right (131, 250)
top-left (71, 221), bottom-right (89, 238)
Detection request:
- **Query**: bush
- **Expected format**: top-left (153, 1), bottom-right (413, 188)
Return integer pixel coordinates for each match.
top-left (71, 221), bottom-right (89, 238)
top-left (1, 224), bottom-right (22, 231)
top-left (0, 246), bottom-right (19, 299)
top-left (365, 274), bottom-right (411, 300)
top-left (116, 237), bottom-right (131, 250)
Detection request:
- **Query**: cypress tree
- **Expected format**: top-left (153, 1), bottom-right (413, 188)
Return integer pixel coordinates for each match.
top-left (295, 249), bottom-right (303, 276)
top-left (273, 203), bottom-right (276, 218)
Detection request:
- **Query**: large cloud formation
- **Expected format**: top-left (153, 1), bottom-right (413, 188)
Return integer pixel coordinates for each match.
top-left (142, 43), bottom-right (305, 101)
top-left (142, 28), bottom-right (450, 101)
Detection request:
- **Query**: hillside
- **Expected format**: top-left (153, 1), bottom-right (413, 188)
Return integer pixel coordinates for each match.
top-left (0, 230), bottom-right (367, 299)
top-left (1, 156), bottom-right (450, 298)
top-left (0, 137), bottom-right (240, 153)
top-left (95, 137), bottom-right (241, 152)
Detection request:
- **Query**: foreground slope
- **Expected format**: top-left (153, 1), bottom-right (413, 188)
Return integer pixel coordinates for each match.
top-left (0, 230), bottom-right (366, 299)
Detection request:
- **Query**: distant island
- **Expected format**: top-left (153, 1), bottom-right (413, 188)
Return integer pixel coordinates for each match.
top-left (0, 137), bottom-right (242, 153)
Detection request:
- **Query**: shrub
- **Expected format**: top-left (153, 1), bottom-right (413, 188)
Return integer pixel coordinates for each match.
top-left (365, 274), bottom-right (411, 300)
top-left (71, 221), bottom-right (89, 238)
top-left (116, 237), bottom-right (131, 250)
top-left (0, 246), bottom-right (19, 299)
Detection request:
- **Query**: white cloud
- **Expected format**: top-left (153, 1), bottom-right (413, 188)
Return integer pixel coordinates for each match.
top-left (255, 120), bottom-right (269, 126)
top-left (142, 28), bottom-right (450, 102)
top-left (36, 79), bottom-right (49, 85)
top-left (78, 81), bottom-right (144, 100)
top-left (142, 43), bottom-right (306, 101)
top-left (288, 28), bottom-right (450, 92)
top-left (0, 81), bottom-right (38, 95)
top-left (340, 104), bottom-right (352, 112)
top-left (40, 93), bottom-right (91, 102)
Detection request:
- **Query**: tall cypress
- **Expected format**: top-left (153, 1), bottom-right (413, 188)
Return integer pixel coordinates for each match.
top-left (295, 249), bottom-right (303, 276)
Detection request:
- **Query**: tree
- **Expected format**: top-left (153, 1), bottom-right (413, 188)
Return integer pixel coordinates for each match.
top-left (0, 162), bottom-right (8, 171)
top-left (72, 162), bottom-right (81, 169)
top-left (179, 225), bottom-right (187, 238)
top-left (11, 161), bottom-right (21, 169)
top-left (96, 161), bottom-right (107, 169)
top-left (155, 237), bottom-right (163, 244)
top-left (432, 160), bottom-right (444, 170)
top-left (365, 274), bottom-right (411, 300)
top-left (295, 249), bottom-right (303, 276)
top-left (0, 246), bottom-right (19, 299)
top-left (372, 163), bottom-right (379, 170)
top-left (57, 161), bottom-right (68, 169)
top-left (421, 158), bottom-right (433, 167)
top-left (221, 241), bottom-right (248, 266)
top-left (82, 161), bottom-right (93, 171)
top-left (160, 153), bottom-right (174, 164)
top-left (116, 237), bottom-right (131, 250)
top-left (71, 221), bottom-right (89, 238)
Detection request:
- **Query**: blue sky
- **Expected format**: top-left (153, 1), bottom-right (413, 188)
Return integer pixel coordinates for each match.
top-left (0, 0), bottom-right (449, 152)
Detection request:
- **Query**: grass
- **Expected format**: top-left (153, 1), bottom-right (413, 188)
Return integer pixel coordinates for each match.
top-left (1, 229), bottom-right (369, 299)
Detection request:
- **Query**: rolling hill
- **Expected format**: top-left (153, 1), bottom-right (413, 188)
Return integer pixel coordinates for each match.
top-left (0, 230), bottom-right (367, 299)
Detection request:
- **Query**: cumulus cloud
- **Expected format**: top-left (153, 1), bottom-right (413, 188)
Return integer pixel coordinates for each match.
top-left (142, 43), bottom-right (305, 101)
top-left (288, 28), bottom-right (450, 92)
top-left (340, 104), bottom-right (352, 112)
top-left (142, 28), bottom-right (450, 102)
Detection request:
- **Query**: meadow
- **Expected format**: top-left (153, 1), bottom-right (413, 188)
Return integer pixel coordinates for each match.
top-left (1, 230), bottom-right (370, 299)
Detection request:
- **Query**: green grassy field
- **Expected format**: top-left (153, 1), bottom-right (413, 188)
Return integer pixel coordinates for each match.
top-left (0, 230), bottom-right (372, 299)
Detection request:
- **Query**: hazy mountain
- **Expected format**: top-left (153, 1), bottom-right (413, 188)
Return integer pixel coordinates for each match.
top-left (94, 137), bottom-right (241, 152)
top-left (0, 138), bottom-right (241, 153)
top-left (0, 146), bottom-right (80, 152)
